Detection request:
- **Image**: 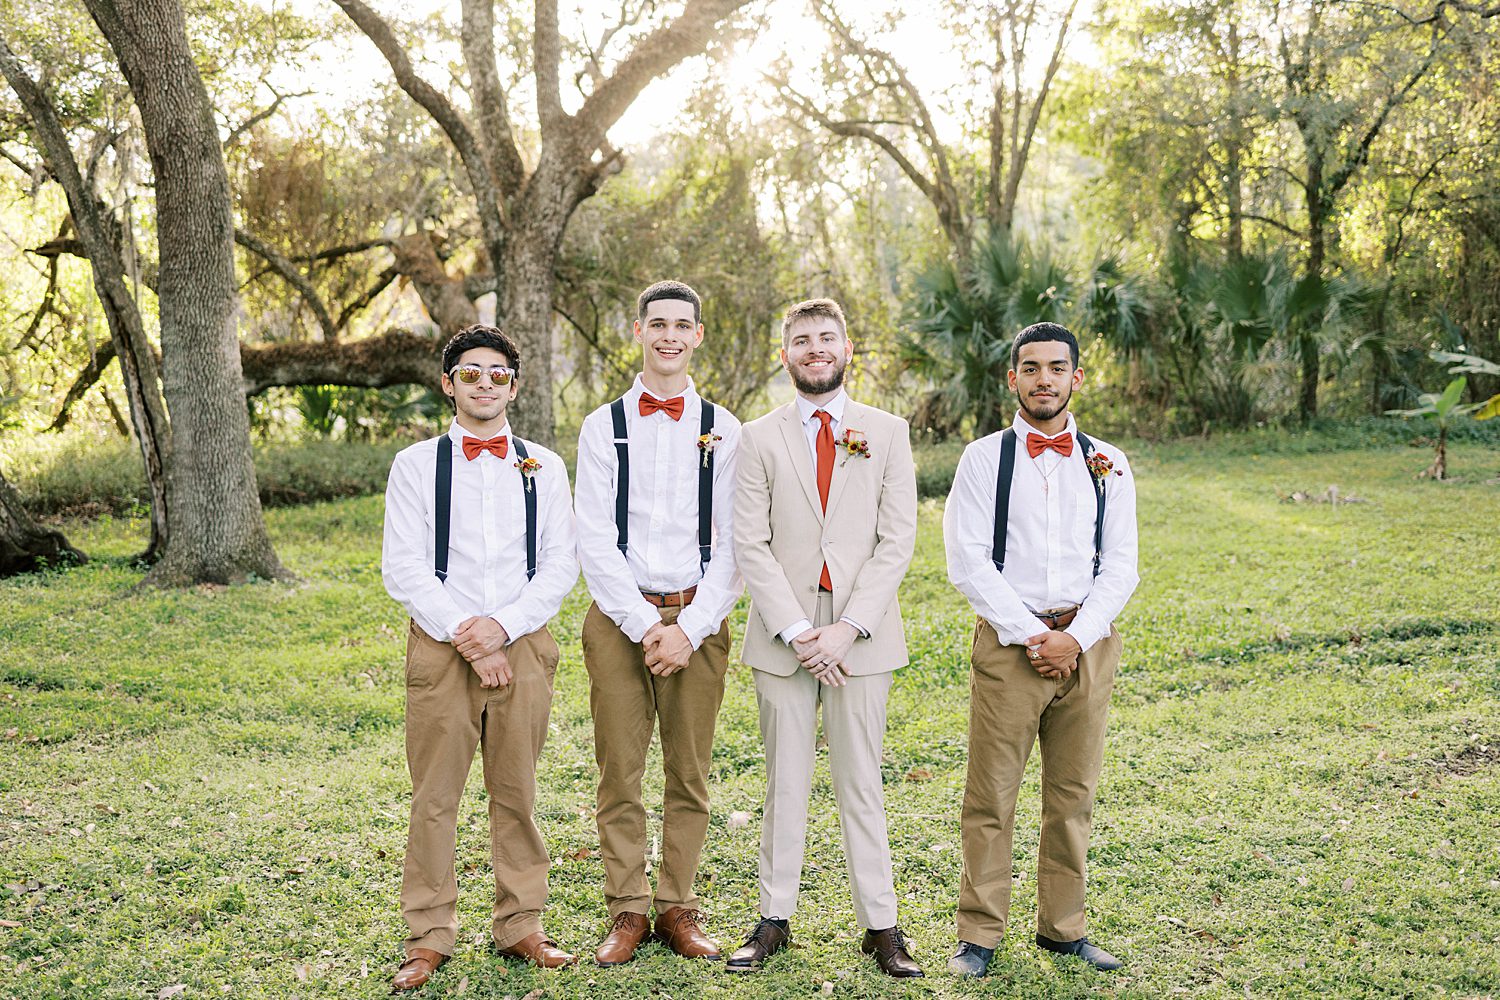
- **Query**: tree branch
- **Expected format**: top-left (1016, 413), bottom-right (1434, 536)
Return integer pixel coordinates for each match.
top-left (534, 0), bottom-right (565, 130)
top-left (459, 0), bottom-right (526, 198)
top-left (572, 0), bottom-right (749, 155)
top-left (233, 228), bottom-right (338, 340)
top-left (47, 338), bottom-right (117, 432)
top-left (331, 0), bottom-right (509, 249)
top-left (223, 84), bottom-right (308, 149)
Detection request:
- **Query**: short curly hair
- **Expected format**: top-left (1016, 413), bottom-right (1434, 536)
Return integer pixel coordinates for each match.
top-left (441, 325), bottom-right (522, 378)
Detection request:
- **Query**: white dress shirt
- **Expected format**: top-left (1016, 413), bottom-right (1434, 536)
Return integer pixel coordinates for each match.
top-left (382, 419), bottom-right (578, 644)
top-left (575, 375), bottom-right (743, 649)
top-left (777, 389), bottom-right (867, 644)
top-left (943, 411), bottom-right (1139, 652)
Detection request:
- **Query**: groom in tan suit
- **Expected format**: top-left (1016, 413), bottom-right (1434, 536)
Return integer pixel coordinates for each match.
top-left (726, 298), bottom-right (923, 977)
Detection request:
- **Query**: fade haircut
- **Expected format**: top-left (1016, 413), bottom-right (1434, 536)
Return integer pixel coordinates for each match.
top-left (780, 298), bottom-right (847, 346)
top-left (442, 324), bottom-right (522, 378)
top-left (637, 280), bottom-right (702, 326)
top-left (1010, 321), bottom-right (1079, 369)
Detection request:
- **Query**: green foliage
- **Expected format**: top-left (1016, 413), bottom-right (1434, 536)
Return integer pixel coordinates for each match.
top-left (2, 443), bottom-right (1498, 997)
top-left (6, 434), bottom-right (406, 518)
top-left (900, 229), bottom-right (1075, 437)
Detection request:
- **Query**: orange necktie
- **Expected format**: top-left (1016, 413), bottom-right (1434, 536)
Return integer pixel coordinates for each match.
top-left (461, 435), bottom-right (508, 461)
top-left (815, 410), bottom-right (834, 591)
top-left (1026, 432), bottom-right (1073, 458)
top-left (638, 394), bottom-right (685, 420)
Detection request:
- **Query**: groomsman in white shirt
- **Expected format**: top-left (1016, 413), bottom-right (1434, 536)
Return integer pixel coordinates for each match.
top-left (574, 280), bottom-right (743, 966)
top-left (942, 322), bottom-right (1140, 977)
top-left (381, 326), bottom-right (580, 991)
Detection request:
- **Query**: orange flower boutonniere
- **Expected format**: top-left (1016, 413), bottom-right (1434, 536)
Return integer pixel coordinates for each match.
top-left (514, 456), bottom-right (542, 491)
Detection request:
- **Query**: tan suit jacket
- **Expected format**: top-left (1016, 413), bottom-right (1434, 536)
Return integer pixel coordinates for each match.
top-left (734, 399), bottom-right (918, 676)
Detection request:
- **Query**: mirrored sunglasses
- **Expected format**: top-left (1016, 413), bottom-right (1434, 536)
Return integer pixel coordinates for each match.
top-left (448, 364), bottom-right (515, 386)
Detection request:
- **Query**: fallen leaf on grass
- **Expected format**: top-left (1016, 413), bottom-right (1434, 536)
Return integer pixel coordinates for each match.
top-left (292, 964), bottom-right (309, 981)
top-left (1341, 877), bottom-right (1355, 892)
top-left (455, 975), bottom-right (469, 994)
top-left (569, 847), bottom-right (593, 861)
top-left (158, 986), bottom-right (187, 999)
top-left (728, 810), bottom-right (751, 830)
top-left (0, 920), bottom-right (22, 928)
top-left (143, 781), bottom-right (160, 794)
top-left (1156, 915), bottom-right (1187, 927)
top-left (905, 767), bottom-right (934, 782)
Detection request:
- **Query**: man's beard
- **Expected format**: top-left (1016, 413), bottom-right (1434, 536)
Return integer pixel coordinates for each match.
top-left (790, 355), bottom-right (847, 396)
top-left (1017, 384), bottom-right (1071, 423)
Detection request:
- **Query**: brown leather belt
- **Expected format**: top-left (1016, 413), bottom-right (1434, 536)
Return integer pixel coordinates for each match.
top-left (1036, 606), bottom-right (1079, 630)
top-left (641, 586), bottom-right (697, 608)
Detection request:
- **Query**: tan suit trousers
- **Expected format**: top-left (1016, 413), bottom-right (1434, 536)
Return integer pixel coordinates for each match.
top-left (400, 620), bottom-right (559, 956)
top-left (753, 593), bottom-right (898, 930)
top-left (957, 618), bottom-right (1122, 947)
top-left (582, 601), bottom-right (730, 916)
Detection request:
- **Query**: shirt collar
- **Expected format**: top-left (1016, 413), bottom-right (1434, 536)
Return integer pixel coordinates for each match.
top-left (448, 419), bottom-right (511, 444)
top-left (1010, 409), bottom-right (1076, 441)
top-left (796, 388), bottom-right (848, 426)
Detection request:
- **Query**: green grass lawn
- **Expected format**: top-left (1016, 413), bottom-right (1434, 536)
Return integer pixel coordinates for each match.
top-left (3, 442), bottom-right (1498, 999)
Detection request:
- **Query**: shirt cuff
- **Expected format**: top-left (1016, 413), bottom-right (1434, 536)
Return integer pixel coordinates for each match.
top-left (839, 615), bottom-right (869, 639)
top-left (990, 615), bottom-right (1048, 647)
top-left (622, 605), bottom-right (661, 645)
top-left (441, 614), bottom-right (467, 644)
top-left (1064, 610), bottom-right (1107, 653)
top-left (675, 605), bottom-right (714, 650)
top-left (490, 606), bottom-right (527, 646)
top-left (779, 618), bottom-right (814, 645)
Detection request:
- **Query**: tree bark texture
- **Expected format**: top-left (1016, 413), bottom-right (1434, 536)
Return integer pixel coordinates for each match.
top-left (0, 34), bottom-right (171, 561)
top-left (240, 329), bottom-right (442, 396)
top-left (82, 0), bottom-right (286, 584)
top-left (0, 468), bottom-right (85, 576)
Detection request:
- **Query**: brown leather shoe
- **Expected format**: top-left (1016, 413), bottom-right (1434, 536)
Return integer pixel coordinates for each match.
top-left (392, 948), bottom-right (447, 991)
top-left (861, 926), bottom-right (924, 978)
top-left (497, 930), bottom-right (578, 969)
top-left (725, 918), bottom-right (790, 973)
top-left (654, 906), bottom-right (721, 959)
top-left (594, 911), bottom-right (651, 966)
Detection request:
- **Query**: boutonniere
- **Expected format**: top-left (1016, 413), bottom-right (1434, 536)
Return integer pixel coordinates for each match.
top-left (514, 456), bottom-right (542, 491)
top-left (697, 432), bottom-right (722, 468)
top-left (1085, 449), bottom-right (1123, 486)
top-left (841, 429), bottom-right (870, 465)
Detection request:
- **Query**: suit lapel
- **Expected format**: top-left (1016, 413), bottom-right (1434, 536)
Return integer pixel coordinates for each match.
top-left (778, 404), bottom-right (825, 525)
top-left (824, 400), bottom-right (865, 519)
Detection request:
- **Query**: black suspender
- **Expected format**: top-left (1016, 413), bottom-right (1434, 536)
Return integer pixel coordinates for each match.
top-left (697, 402), bottom-right (715, 572)
top-left (513, 438), bottom-right (538, 580)
top-left (991, 427), bottom-right (1105, 578)
top-left (610, 395), bottom-right (716, 574)
top-left (432, 434), bottom-right (537, 582)
top-left (610, 398), bottom-right (630, 556)
top-left (1074, 431), bottom-right (1105, 579)
top-left (990, 428), bottom-right (1017, 574)
top-left (434, 435), bottom-right (453, 582)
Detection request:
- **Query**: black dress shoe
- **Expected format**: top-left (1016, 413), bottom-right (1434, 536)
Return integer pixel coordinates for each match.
top-left (861, 926), bottom-right (925, 978)
top-left (725, 918), bottom-right (790, 973)
top-left (1035, 933), bottom-right (1122, 971)
top-left (946, 940), bottom-right (994, 978)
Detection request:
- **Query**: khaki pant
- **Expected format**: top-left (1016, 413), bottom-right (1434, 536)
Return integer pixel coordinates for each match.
top-left (957, 618), bottom-right (1122, 947)
top-left (400, 620), bottom-right (559, 956)
top-left (582, 601), bottom-right (730, 916)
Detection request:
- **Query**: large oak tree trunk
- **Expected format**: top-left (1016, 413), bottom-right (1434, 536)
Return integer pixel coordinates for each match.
top-left (498, 215), bottom-right (565, 444)
top-left (0, 469), bottom-right (85, 576)
top-left (83, 0), bottom-right (286, 585)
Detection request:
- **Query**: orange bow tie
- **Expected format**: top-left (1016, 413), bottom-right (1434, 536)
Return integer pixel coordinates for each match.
top-left (639, 393), bottom-right (685, 421)
top-left (1026, 432), bottom-right (1073, 458)
top-left (461, 435), bottom-right (508, 461)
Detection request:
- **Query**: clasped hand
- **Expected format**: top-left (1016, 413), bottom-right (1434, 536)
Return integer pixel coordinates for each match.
top-left (454, 616), bottom-right (511, 688)
top-left (1024, 628), bottom-right (1081, 680)
top-left (792, 621), bottom-right (858, 686)
top-left (643, 622), bottom-right (693, 676)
